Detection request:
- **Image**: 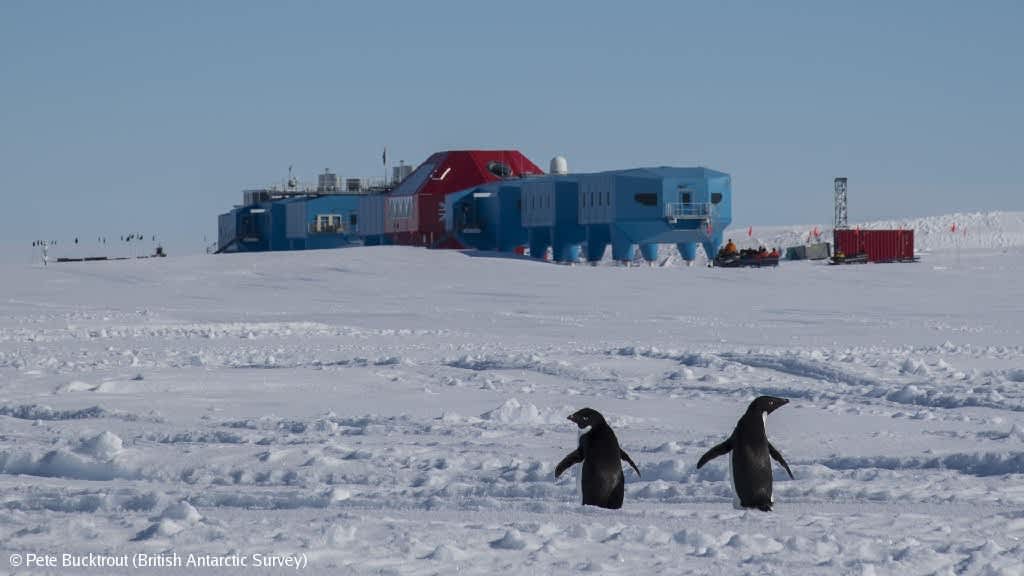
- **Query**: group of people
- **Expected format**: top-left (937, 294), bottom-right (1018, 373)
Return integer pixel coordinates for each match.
top-left (719, 238), bottom-right (779, 259)
top-left (31, 234), bottom-right (162, 266)
top-left (32, 235), bottom-right (156, 247)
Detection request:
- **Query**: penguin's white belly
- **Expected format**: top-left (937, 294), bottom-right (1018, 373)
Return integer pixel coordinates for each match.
top-left (578, 427), bottom-right (591, 505)
top-left (578, 464), bottom-right (584, 504)
top-left (729, 454), bottom-right (742, 509)
top-left (764, 412), bottom-right (773, 504)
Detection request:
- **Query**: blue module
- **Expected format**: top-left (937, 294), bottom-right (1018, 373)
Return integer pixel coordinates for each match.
top-left (217, 194), bottom-right (365, 253)
top-left (445, 166), bottom-right (732, 263)
top-left (445, 185), bottom-right (529, 253)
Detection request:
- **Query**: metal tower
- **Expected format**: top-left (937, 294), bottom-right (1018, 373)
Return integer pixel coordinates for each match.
top-left (834, 177), bottom-right (848, 230)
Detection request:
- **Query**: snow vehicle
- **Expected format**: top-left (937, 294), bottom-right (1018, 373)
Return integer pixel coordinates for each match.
top-left (714, 248), bottom-right (779, 268)
top-left (828, 251), bottom-right (869, 265)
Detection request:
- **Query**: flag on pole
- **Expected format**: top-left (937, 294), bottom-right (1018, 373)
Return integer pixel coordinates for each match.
top-left (747, 225), bottom-right (752, 237)
top-left (382, 147), bottom-right (387, 167)
top-left (950, 222), bottom-right (957, 233)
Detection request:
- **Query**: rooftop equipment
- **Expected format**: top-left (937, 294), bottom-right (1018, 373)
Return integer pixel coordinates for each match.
top-left (318, 169), bottom-right (339, 193)
top-left (392, 162), bottom-right (413, 184)
top-left (550, 155), bottom-right (568, 175)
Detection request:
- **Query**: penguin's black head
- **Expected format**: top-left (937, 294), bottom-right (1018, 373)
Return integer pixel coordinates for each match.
top-left (567, 408), bottom-right (606, 429)
top-left (749, 396), bottom-right (789, 415)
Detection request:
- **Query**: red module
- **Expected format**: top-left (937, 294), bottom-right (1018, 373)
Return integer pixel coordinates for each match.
top-left (833, 229), bottom-right (915, 262)
top-left (384, 150), bottom-right (544, 248)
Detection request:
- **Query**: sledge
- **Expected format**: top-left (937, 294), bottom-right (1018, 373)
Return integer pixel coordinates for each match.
top-left (828, 252), bottom-right (869, 265)
top-left (714, 252), bottom-right (780, 268)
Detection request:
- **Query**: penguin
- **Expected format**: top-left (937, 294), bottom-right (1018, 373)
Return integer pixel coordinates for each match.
top-left (696, 396), bottom-right (794, 511)
top-left (555, 408), bottom-right (641, 509)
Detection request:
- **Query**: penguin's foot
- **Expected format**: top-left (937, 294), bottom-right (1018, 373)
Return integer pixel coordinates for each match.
top-left (756, 503), bottom-right (773, 512)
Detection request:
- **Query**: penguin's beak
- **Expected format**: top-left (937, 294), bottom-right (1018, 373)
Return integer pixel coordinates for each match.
top-left (567, 414), bottom-right (577, 423)
top-left (769, 398), bottom-right (789, 413)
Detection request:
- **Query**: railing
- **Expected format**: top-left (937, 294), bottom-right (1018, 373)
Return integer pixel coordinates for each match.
top-left (309, 223), bottom-right (351, 235)
top-left (664, 202), bottom-right (711, 221)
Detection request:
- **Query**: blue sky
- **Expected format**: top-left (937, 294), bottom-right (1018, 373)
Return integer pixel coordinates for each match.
top-left (2, 0), bottom-right (1022, 252)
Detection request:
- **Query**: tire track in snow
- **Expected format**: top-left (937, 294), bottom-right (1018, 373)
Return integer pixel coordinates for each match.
top-left (717, 352), bottom-right (1024, 413)
top-left (819, 452), bottom-right (1024, 477)
top-left (718, 352), bottom-right (882, 388)
top-left (608, 346), bottom-right (1024, 414)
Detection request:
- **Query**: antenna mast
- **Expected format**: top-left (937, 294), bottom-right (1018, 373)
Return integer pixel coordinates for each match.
top-left (287, 165), bottom-right (297, 190)
top-left (834, 177), bottom-right (848, 229)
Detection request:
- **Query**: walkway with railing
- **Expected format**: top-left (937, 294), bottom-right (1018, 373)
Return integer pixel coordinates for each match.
top-left (663, 202), bottom-right (711, 222)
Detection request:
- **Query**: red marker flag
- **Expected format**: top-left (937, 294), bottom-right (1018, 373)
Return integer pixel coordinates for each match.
top-left (951, 222), bottom-right (957, 233)
top-left (747, 226), bottom-right (752, 237)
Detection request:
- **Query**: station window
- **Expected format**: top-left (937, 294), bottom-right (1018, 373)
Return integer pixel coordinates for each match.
top-left (315, 214), bottom-right (342, 232)
top-left (487, 161), bottom-right (513, 178)
top-left (634, 193), bottom-right (658, 206)
top-left (391, 198), bottom-right (412, 219)
top-left (711, 193), bottom-right (723, 204)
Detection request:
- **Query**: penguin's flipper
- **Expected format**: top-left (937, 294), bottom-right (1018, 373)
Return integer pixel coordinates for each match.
top-left (696, 436), bottom-right (734, 469)
top-left (555, 449), bottom-right (583, 478)
top-left (768, 442), bottom-right (794, 479)
top-left (620, 449), bottom-right (641, 478)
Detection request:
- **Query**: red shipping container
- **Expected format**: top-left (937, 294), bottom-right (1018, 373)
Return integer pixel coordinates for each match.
top-left (833, 229), bottom-right (914, 262)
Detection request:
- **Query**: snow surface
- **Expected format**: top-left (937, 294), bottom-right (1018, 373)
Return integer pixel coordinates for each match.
top-left (1, 212), bottom-right (1023, 575)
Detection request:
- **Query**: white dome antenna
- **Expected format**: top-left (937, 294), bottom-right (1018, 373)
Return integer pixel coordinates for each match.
top-left (550, 155), bottom-right (568, 175)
